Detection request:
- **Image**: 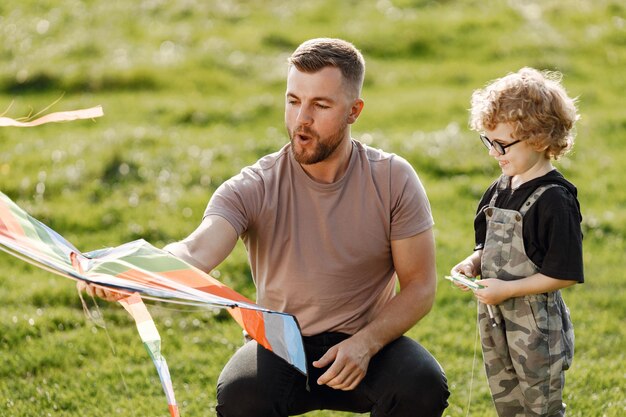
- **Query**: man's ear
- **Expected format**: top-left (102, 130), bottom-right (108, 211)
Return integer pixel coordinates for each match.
top-left (347, 98), bottom-right (364, 124)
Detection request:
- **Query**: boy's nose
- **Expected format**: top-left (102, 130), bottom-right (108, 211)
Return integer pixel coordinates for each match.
top-left (488, 146), bottom-right (500, 157)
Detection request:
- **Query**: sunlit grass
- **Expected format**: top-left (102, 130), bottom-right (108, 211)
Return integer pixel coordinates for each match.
top-left (1, 0), bottom-right (624, 416)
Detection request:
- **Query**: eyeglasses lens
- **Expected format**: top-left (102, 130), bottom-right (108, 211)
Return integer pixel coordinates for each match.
top-left (480, 135), bottom-right (505, 154)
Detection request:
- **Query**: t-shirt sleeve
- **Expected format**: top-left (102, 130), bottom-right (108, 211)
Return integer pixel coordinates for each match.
top-left (203, 167), bottom-right (264, 236)
top-left (389, 156), bottom-right (434, 240)
top-left (533, 187), bottom-right (584, 282)
top-left (473, 181), bottom-right (498, 251)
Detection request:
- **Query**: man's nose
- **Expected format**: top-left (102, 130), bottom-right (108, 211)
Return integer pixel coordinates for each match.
top-left (296, 106), bottom-right (313, 126)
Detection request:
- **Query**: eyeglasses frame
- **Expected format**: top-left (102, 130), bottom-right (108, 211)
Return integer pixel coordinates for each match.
top-left (479, 134), bottom-right (522, 155)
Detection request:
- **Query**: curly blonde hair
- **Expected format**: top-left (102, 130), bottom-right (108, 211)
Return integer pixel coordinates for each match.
top-left (469, 67), bottom-right (579, 159)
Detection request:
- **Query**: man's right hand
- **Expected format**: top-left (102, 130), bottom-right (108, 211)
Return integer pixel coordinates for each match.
top-left (76, 281), bottom-right (127, 302)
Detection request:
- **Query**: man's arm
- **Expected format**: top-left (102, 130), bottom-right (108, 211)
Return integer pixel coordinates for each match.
top-left (163, 215), bottom-right (239, 273)
top-left (80, 215), bottom-right (238, 300)
top-left (314, 227), bottom-right (437, 390)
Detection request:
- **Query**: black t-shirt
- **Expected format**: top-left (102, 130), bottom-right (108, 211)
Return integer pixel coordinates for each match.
top-left (474, 170), bottom-right (584, 282)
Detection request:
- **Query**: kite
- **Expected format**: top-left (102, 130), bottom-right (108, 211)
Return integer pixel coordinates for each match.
top-left (0, 191), bottom-right (307, 416)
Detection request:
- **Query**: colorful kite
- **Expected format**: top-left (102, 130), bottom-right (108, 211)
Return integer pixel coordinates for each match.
top-left (0, 191), bottom-right (307, 416)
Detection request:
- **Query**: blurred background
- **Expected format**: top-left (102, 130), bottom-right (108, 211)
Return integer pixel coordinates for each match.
top-left (1, 1), bottom-right (624, 416)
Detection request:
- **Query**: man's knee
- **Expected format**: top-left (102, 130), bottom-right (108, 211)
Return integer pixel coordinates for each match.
top-left (371, 338), bottom-right (449, 416)
top-left (216, 373), bottom-right (274, 417)
top-left (215, 342), bottom-right (293, 417)
top-left (411, 360), bottom-right (449, 413)
top-left (396, 359), bottom-right (449, 415)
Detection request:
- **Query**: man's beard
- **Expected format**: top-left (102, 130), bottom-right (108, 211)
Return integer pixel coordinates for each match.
top-left (288, 125), bottom-right (347, 165)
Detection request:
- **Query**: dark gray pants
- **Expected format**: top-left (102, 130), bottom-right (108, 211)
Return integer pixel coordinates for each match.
top-left (216, 333), bottom-right (449, 417)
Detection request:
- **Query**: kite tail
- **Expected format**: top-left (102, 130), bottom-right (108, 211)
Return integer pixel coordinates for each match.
top-left (0, 105), bottom-right (103, 127)
top-left (118, 293), bottom-right (180, 417)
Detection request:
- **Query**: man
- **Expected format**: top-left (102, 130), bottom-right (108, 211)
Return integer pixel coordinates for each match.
top-left (88, 38), bottom-right (449, 416)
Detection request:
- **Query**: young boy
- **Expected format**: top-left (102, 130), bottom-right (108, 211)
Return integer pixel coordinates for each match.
top-left (451, 67), bottom-right (584, 417)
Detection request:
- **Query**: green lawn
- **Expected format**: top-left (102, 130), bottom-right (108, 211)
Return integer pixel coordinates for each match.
top-left (1, 0), bottom-right (624, 416)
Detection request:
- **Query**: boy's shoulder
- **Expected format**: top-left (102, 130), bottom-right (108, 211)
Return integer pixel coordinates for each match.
top-left (526, 171), bottom-right (578, 201)
top-left (524, 172), bottom-right (582, 220)
top-left (513, 171), bottom-right (578, 198)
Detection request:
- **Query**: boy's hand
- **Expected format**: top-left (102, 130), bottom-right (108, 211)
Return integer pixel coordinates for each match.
top-left (474, 279), bottom-right (512, 305)
top-left (450, 250), bottom-right (483, 291)
top-left (450, 265), bottom-right (477, 291)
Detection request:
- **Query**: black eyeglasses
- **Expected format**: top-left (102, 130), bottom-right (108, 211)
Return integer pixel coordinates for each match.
top-left (479, 134), bottom-right (521, 155)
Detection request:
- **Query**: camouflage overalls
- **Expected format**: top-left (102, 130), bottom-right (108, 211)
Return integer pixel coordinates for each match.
top-left (479, 176), bottom-right (575, 417)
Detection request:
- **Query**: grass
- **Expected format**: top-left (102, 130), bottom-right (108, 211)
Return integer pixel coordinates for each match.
top-left (1, 0), bottom-right (625, 416)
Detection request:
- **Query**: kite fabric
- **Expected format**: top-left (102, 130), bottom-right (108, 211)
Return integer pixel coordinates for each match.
top-left (0, 105), bottom-right (103, 127)
top-left (0, 191), bottom-right (307, 416)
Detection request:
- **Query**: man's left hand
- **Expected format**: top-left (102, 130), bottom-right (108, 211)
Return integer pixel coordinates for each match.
top-left (313, 336), bottom-right (373, 391)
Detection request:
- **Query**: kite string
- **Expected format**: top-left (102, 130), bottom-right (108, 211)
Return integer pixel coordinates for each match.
top-left (464, 301), bottom-right (481, 417)
top-left (77, 288), bottom-right (137, 417)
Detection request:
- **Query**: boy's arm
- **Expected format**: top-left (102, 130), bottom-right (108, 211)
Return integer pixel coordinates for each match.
top-left (475, 273), bottom-right (577, 305)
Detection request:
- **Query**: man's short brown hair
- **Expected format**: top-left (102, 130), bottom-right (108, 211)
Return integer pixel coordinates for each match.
top-left (288, 38), bottom-right (365, 99)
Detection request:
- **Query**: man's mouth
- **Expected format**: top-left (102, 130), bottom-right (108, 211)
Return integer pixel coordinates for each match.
top-left (294, 129), bottom-right (315, 143)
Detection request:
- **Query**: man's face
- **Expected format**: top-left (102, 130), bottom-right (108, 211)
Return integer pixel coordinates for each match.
top-left (285, 66), bottom-right (359, 165)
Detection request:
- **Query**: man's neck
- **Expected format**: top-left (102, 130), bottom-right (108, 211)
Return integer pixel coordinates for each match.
top-left (300, 138), bottom-right (353, 184)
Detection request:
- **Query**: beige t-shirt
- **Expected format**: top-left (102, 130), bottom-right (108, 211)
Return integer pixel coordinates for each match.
top-left (205, 140), bottom-right (433, 336)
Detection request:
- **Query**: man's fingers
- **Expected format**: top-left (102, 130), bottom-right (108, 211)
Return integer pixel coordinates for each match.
top-left (312, 345), bottom-right (337, 369)
top-left (340, 372), bottom-right (363, 391)
top-left (328, 370), bottom-right (357, 390)
top-left (317, 355), bottom-right (362, 389)
top-left (77, 282), bottom-right (124, 302)
top-left (323, 365), bottom-right (363, 391)
top-left (317, 362), bottom-right (340, 386)
top-left (313, 346), bottom-right (344, 385)
top-left (84, 283), bottom-right (96, 297)
top-left (76, 281), bottom-right (86, 291)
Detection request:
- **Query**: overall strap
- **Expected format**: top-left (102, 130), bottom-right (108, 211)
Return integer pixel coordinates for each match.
top-left (519, 184), bottom-right (561, 216)
top-left (488, 175), bottom-right (511, 207)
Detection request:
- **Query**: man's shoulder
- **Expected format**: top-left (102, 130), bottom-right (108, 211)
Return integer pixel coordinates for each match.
top-left (355, 140), bottom-right (395, 163)
top-left (246, 144), bottom-right (291, 174)
top-left (354, 141), bottom-right (415, 176)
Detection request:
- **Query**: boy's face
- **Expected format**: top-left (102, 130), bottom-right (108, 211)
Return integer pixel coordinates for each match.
top-left (484, 123), bottom-right (550, 183)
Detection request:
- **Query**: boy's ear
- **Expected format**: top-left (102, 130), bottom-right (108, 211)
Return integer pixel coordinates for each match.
top-left (535, 144), bottom-right (551, 158)
top-left (530, 140), bottom-right (549, 152)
